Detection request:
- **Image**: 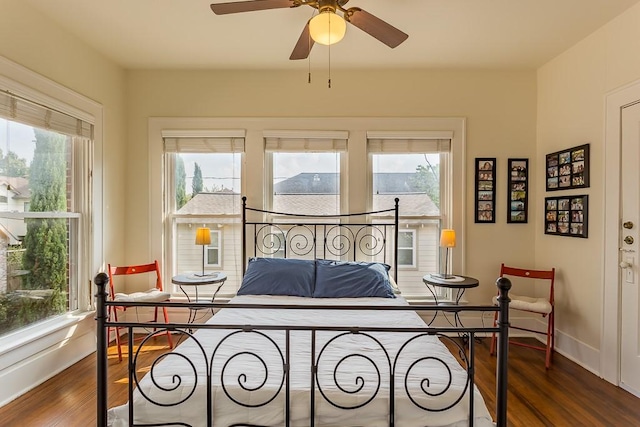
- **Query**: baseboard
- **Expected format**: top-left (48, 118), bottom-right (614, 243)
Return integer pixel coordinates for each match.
top-left (420, 312), bottom-right (601, 375)
top-left (543, 322), bottom-right (601, 376)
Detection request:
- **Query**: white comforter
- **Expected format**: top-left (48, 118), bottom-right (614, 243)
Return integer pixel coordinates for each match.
top-left (108, 295), bottom-right (493, 427)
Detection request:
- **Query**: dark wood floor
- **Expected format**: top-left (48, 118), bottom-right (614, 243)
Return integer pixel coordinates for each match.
top-left (0, 336), bottom-right (639, 426)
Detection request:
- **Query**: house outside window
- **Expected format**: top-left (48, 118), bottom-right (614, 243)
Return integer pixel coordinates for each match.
top-left (0, 93), bottom-right (93, 337)
top-left (163, 131), bottom-right (244, 297)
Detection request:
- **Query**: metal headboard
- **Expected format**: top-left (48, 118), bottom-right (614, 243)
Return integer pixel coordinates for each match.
top-left (241, 197), bottom-right (400, 283)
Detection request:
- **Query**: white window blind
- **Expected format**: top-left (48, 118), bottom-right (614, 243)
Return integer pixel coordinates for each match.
top-left (264, 130), bottom-right (348, 152)
top-left (0, 90), bottom-right (93, 138)
top-left (367, 134), bottom-right (451, 154)
top-left (163, 129), bottom-right (245, 153)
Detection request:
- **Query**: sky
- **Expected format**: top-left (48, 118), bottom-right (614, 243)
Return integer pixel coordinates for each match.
top-left (179, 152), bottom-right (440, 193)
top-left (0, 119), bottom-right (36, 165)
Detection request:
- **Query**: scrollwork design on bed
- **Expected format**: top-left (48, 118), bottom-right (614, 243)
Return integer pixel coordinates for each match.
top-left (95, 198), bottom-right (511, 427)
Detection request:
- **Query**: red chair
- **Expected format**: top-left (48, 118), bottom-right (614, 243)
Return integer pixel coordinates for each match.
top-left (107, 260), bottom-right (173, 361)
top-left (490, 263), bottom-right (556, 369)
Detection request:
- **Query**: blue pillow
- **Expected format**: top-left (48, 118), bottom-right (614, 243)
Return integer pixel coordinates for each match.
top-left (238, 257), bottom-right (315, 297)
top-left (313, 260), bottom-right (396, 298)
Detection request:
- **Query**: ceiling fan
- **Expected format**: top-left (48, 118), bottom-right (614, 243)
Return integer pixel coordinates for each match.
top-left (210, 0), bottom-right (409, 60)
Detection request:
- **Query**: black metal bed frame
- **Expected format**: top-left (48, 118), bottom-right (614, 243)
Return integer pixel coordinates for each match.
top-left (95, 198), bottom-right (511, 427)
top-left (241, 197), bottom-right (400, 281)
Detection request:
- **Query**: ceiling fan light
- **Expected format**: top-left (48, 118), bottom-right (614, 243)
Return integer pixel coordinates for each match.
top-left (309, 11), bottom-right (346, 46)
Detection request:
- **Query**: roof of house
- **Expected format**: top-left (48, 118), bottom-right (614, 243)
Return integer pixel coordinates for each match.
top-left (274, 172), bottom-right (426, 194)
top-left (178, 173), bottom-right (438, 217)
top-left (0, 176), bottom-right (31, 199)
top-left (176, 192), bottom-right (242, 215)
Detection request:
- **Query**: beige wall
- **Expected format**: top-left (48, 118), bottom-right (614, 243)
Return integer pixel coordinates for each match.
top-left (0, 0), bottom-right (127, 404)
top-left (127, 68), bottom-right (537, 305)
top-left (0, 0), bottom-right (128, 275)
top-left (537, 2), bottom-right (640, 351)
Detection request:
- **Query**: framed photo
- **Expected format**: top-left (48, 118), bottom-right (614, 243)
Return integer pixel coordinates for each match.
top-left (507, 158), bottom-right (528, 223)
top-left (475, 158), bottom-right (496, 223)
top-left (545, 144), bottom-right (590, 191)
top-left (544, 195), bottom-right (588, 238)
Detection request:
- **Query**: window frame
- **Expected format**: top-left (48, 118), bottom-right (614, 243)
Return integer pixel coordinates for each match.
top-left (0, 56), bottom-right (102, 345)
top-left (366, 132), bottom-right (457, 302)
top-left (162, 132), bottom-right (244, 297)
top-left (263, 130), bottom-right (349, 214)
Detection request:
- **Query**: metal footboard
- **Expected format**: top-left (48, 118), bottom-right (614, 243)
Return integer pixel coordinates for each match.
top-left (95, 275), bottom-right (511, 427)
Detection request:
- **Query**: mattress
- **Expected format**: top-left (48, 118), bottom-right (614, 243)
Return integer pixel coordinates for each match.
top-left (108, 295), bottom-right (493, 427)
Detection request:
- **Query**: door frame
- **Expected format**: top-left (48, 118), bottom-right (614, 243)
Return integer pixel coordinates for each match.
top-left (603, 78), bottom-right (640, 385)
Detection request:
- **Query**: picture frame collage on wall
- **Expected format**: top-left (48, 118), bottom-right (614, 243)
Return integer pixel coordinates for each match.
top-left (507, 158), bottom-right (528, 223)
top-left (544, 195), bottom-right (588, 238)
top-left (544, 143), bottom-right (590, 238)
top-left (546, 144), bottom-right (589, 191)
top-left (475, 158), bottom-right (496, 223)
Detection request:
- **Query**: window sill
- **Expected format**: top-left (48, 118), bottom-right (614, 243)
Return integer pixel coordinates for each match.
top-left (0, 310), bottom-right (95, 357)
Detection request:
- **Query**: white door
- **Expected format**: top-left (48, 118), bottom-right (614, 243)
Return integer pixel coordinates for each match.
top-left (620, 101), bottom-right (640, 396)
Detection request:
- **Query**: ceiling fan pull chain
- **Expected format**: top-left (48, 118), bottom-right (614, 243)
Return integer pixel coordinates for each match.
top-left (328, 38), bottom-right (332, 88)
top-left (308, 15), bottom-right (313, 84)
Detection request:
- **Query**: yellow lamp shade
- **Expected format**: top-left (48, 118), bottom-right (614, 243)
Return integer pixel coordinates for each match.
top-left (309, 11), bottom-right (346, 46)
top-left (195, 227), bottom-right (211, 245)
top-left (440, 229), bottom-right (456, 248)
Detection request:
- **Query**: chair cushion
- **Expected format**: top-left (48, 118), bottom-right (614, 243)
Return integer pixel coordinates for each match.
top-left (114, 288), bottom-right (171, 303)
top-left (492, 293), bottom-right (552, 314)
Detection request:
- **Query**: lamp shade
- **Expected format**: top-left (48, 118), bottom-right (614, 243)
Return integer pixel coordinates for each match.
top-left (439, 229), bottom-right (456, 248)
top-left (309, 11), bottom-right (346, 45)
top-left (195, 227), bottom-right (211, 245)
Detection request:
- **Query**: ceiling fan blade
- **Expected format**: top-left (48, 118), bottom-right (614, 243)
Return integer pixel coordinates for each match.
top-left (290, 21), bottom-right (314, 60)
top-left (210, 0), bottom-right (295, 15)
top-left (345, 8), bottom-right (408, 48)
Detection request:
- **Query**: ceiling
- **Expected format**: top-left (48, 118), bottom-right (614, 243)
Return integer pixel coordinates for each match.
top-left (24, 0), bottom-right (640, 70)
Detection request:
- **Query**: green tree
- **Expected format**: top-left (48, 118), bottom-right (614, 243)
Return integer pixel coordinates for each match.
top-left (0, 148), bottom-right (29, 177)
top-left (22, 129), bottom-right (68, 315)
top-left (176, 156), bottom-right (187, 209)
top-left (192, 162), bottom-right (203, 197)
top-left (411, 163), bottom-right (440, 208)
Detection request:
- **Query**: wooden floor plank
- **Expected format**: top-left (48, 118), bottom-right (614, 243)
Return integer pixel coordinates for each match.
top-left (0, 337), bottom-right (639, 426)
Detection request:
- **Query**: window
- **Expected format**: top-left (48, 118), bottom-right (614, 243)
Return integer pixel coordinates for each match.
top-left (398, 229), bottom-right (417, 267)
top-left (368, 133), bottom-right (452, 300)
top-left (263, 131), bottom-right (348, 261)
top-left (0, 91), bottom-right (93, 337)
top-left (264, 131), bottom-right (348, 216)
top-left (205, 230), bottom-right (221, 267)
top-left (163, 131), bottom-right (243, 297)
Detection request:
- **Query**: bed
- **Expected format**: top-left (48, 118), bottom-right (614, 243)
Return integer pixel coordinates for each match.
top-left (96, 198), bottom-right (511, 426)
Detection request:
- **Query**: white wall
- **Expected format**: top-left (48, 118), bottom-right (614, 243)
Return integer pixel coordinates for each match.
top-left (0, 0), bottom-right (127, 404)
top-left (537, 2), bottom-right (640, 372)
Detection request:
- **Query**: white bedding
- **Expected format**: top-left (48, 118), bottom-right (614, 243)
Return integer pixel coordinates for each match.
top-left (108, 295), bottom-right (493, 427)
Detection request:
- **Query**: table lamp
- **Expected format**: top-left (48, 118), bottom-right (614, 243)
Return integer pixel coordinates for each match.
top-left (436, 229), bottom-right (456, 279)
top-left (195, 227), bottom-right (211, 277)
